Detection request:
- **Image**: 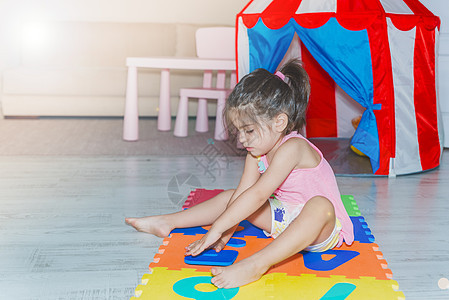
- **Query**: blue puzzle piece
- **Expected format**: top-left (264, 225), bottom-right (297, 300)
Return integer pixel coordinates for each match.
top-left (185, 249), bottom-right (239, 266)
top-left (351, 216), bottom-right (375, 243)
top-left (171, 226), bottom-right (208, 236)
top-left (302, 249), bottom-right (360, 271)
top-left (232, 220), bottom-right (269, 239)
top-left (227, 238), bottom-right (246, 248)
top-left (320, 283), bottom-right (356, 299)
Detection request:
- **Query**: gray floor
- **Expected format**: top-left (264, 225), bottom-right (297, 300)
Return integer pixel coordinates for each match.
top-left (0, 117), bottom-right (245, 156)
top-left (0, 118), bottom-right (448, 299)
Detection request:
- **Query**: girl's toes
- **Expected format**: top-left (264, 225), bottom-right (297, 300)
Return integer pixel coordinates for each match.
top-left (211, 277), bottom-right (223, 288)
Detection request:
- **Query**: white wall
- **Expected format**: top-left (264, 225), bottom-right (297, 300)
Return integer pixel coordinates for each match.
top-left (0, 0), bottom-right (246, 24)
top-left (0, 0), bottom-right (247, 114)
top-left (0, 0), bottom-right (246, 70)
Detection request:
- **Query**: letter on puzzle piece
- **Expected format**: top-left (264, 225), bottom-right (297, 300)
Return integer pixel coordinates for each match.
top-left (303, 249), bottom-right (360, 271)
top-left (171, 226), bottom-right (208, 236)
top-left (320, 283), bottom-right (357, 299)
top-left (232, 220), bottom-right (269, 239)
top-left (227, 238), bottom-right (246, 248)
top-left (173, 276), bottom-right (239, 299)
top-left (185, 249), bottom-right (239, 266)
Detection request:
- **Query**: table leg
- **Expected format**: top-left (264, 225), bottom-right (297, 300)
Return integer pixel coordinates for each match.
top-left (230, 71), bottom-right (237, 89)
top-left (123, 66), bottom-right (139, 141)
top-left (216, 70), bottom-right (226, 88)
top-left (158, 69), bottom-right (171, 131)
top-left (214, 91), bottom-right (229, 141)
top-left (196, 70), bottom-right (212, 133)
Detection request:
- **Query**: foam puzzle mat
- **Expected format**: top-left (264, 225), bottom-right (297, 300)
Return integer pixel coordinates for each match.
top-left (131, 189), bottom-right (405, 299)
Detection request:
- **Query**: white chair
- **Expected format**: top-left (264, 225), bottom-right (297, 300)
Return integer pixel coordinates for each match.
top-left (173, 27), bottom-right (236, 140)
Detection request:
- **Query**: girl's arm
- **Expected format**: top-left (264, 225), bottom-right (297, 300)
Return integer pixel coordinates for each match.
top-left (230, 153), bottom-right (261, 203)
top-left (186, 140), bottom-right (305, 256)
top-left (211, 153), bottom-right (261, 251)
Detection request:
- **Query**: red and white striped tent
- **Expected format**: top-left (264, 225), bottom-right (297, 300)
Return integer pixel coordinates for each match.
top-left (236, 0), bottom-right (442, 176)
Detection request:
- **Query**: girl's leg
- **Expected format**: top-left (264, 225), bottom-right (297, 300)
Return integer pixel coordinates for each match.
top-left (211, 196), bottom-right (336, 288)
top-left (125, 189), bottom-right (234, 237)
top-left (245, 201), bottom-right (272, 232)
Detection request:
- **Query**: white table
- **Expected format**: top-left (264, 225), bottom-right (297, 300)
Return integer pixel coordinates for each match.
top-left (123, 57), bottom-right (236, 141)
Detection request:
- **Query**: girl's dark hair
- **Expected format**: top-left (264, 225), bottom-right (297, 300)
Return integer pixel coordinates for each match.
top-left (225, 59), bottom-right (310, 134)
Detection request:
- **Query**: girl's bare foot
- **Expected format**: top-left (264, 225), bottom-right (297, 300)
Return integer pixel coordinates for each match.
top-left (210, 257), bottom-right (269, 289)
top-left (125, 215), bottom-right (173, 238)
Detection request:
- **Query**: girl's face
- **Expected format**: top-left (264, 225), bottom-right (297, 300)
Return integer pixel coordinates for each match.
top-left (231, 113), bottom-right (281, 157)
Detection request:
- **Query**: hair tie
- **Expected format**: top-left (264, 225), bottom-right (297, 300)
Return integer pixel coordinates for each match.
top-left (275, 71), bottom-right (286, 81)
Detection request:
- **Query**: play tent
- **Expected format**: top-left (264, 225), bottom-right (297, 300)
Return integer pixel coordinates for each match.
top-left (236, 0), bottom-right (442, 176)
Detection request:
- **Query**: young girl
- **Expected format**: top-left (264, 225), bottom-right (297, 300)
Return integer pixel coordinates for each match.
top-left (125, 59), bottom-right (354, 289)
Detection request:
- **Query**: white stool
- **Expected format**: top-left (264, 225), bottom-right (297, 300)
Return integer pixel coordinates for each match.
top-left (174, 87), bottom-right (231, 140)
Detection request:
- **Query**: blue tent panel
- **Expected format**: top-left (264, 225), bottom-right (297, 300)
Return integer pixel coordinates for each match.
top-left (247, 20), bottom-right (295, 73)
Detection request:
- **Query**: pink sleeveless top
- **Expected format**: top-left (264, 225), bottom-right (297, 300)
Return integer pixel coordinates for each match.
top-left (258, 131), bottom-right (354, 246)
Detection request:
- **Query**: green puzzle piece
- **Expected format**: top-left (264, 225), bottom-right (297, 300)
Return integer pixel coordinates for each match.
top-left (341, 195), bottom-right (361, 217)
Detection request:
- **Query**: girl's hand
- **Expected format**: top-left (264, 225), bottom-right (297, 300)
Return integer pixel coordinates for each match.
top-left (213, 225), bottom-right (238, 252)
top-left (185, 229), bottom-right (222, 257)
